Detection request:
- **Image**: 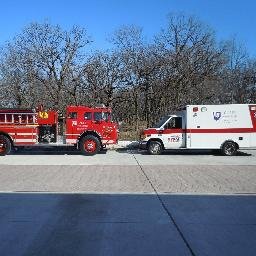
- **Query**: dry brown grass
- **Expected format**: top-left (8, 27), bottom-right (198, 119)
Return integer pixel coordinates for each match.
top-left (118, 130), bottom-right (139, 141)
top-left (118, 122), bottom-right (147, 141)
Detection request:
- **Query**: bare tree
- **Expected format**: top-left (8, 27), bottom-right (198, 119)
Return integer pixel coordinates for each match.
top-left (82, 51), bottom-right (124, 107)
top-left (155, 13), bottom-right (226, 108)
top-left (0, 22), bottom-right (91, 110)
top-left (0, 15), bottom-right (255, 139)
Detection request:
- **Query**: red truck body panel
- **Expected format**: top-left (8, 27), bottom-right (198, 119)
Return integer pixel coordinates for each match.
top-left (0, 105), bottom-right (118, 147)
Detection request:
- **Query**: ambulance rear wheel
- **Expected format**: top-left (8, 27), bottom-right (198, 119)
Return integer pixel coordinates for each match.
top-left (0, 135), bottom-right (11, 156)
top-left (147, 140), bottom-right (163, 155)
top-left (80, 135), bottom-right (100, 156)
top-left (221, 141), bottom-right (237, 156)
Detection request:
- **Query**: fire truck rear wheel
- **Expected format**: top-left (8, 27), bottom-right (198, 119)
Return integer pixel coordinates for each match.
top-left (147, 140), bottom-right (163, 155)
top-left (80, 135), bottom-right (100, 156)
top-left (221, 141), bottom-right (238, 156)
top-left (0, 135), bottom-right (11, 156)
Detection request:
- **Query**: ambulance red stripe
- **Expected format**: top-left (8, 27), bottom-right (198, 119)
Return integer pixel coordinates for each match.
top-left (144, 128), bottom-right (256, 135)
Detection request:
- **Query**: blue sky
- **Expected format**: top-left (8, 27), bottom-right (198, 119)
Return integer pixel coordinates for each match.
top-left (0, 0), bottom-right (255, 56)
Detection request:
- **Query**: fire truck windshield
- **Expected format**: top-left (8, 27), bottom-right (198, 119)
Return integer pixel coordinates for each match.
top-left (153, 115), bottom-right (170, 128)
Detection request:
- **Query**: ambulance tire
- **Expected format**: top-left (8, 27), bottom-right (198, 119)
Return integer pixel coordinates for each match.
top-left (147, 140), bottom-right (163, 155)
top-left (221, 141), bottom-right (238, 156)
top-left (0, 135), bottom-right (11, 156)
top-left (80, 135), bottom-right (100, 156)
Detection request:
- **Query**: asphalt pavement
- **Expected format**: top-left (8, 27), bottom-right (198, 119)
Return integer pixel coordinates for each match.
top-left (0, 148), bottom-right (255, 166)
top-left (0, 148), bottom-right (255, 256)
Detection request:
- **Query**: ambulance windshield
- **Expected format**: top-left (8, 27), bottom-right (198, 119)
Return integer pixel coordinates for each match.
top-left (153, 116), bottom-right (170, 128)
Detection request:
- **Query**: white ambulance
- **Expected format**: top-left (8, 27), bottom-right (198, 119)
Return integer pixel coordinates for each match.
top-left (139, 104), bottom-right (256, 155)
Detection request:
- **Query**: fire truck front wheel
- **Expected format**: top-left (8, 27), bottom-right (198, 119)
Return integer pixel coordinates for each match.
top-left (0, 135), bottom-right (11, 156)
top-left (80, 135), bottom-right (101, 156)
top-left (147, 140), bottom-right (163, 155)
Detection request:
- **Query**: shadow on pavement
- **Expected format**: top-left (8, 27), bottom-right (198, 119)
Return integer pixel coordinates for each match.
top-left (0, 192), bottom-right (255, 256)
top-left (11, 147), bottom-right (108, 155)
top-left (116, 148), bottom-right (252, 156)
top-left (11, 145), bottom-right (253, 156)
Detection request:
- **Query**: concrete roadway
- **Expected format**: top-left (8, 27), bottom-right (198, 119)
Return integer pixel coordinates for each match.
top-left (0, 148), bottom-right (256, 256)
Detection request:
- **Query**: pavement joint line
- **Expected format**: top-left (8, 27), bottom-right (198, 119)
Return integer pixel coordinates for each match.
top-left (1, 191), bottom-right (256, 196)
top-left (0, 191), bottom-right (158, 195)
top-left (2, 163), bottom-right (256, 166)
top-left (160, 192), bottom-right (256, 196)
top-left (132, 154), bottom-right (196, 256)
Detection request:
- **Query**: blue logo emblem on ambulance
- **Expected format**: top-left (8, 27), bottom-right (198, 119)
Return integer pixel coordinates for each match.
top-left (213, 112), bottom-right (221, 121)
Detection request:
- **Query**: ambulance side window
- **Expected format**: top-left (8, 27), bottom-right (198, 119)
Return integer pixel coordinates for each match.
top-left (174, 117), bottom-right (182, 128)
top-left (165, 117), bottom-right (182, 129)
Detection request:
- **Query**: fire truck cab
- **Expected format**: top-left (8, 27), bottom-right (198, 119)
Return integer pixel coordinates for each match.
top-left (140, 104), bottom-right (256, 156)
top-left (0, 105), bottom-right (118, 156)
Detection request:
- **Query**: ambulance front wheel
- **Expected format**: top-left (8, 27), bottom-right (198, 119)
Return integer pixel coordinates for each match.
top-left (147, 140), bottom-right (163, 155)
top-left (0, 135), bottom-right (11, 156)
top-left (221, 141), bottom-right (238, 156)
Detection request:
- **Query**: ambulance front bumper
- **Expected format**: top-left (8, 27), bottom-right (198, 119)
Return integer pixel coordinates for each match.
top-left (139, 141), bottom-right (147, 150)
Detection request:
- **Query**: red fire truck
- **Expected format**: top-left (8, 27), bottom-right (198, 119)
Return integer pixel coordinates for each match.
top-left (0, 105), bottom-right (118, 156)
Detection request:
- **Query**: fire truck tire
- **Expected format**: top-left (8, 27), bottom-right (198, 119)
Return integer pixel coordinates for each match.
top-left (80, 135), bottom-right (101, 156)
top-left (221, 141), bottom-right (238, 156)
top-left (0, 135), bottom-right (11, 156)
top-left (147, 140), bottom-right (163, 155)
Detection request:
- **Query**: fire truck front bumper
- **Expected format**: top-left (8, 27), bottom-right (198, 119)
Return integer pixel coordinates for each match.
top-left (139, 140), bottom-right (148, 150)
